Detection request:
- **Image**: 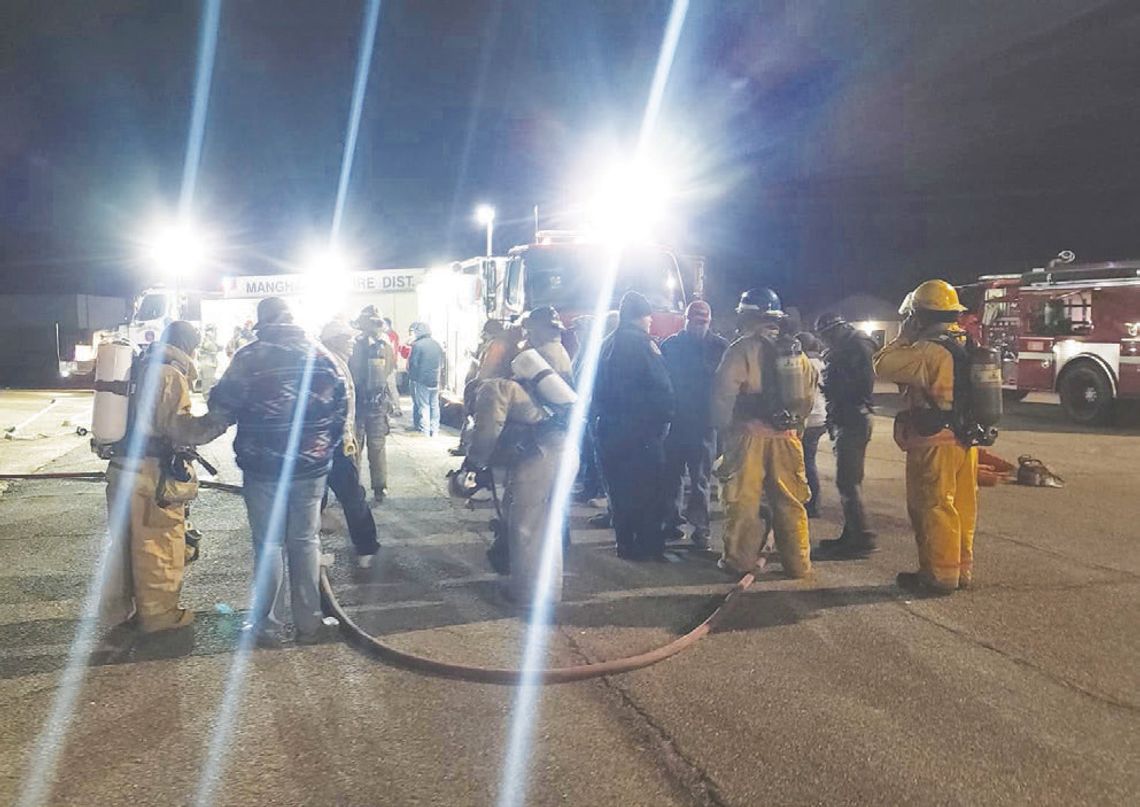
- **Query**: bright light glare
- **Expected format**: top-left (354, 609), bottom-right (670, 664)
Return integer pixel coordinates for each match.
top-left (142, 222), bottom-right (214, 279)
top-left (302, 245), bottom-right (355, 277)
top-left (585, 158), bottom-right (673, 244)
top-left (299, 245), bottom-right (355, 331)
top-left (858, 321), bottom-right (877, 335)
top-left (475, 204), bottom-right (496, 225)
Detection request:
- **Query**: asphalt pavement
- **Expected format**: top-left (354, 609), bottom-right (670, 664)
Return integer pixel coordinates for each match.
top-left (0, 389), bottom-right (1137, 806)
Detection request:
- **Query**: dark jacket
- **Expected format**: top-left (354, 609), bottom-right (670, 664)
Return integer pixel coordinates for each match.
top-left (660, 328), bottom-right (728, 436)
top-left (407, 334), bottom-right (444, 388)
top-left (594, 322), bottom-right (674, 435)
top-left (821, 325), bottom-right (877, 427)
top-left (208, 323), bottom-right (347, 480)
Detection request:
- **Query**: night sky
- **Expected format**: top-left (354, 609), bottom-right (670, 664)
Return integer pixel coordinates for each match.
top-left (2, 0), bottom-right (1139, 310)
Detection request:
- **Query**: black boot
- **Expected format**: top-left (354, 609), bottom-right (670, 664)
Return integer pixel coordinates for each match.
top-left (896, 572), bottom-right (954, 597)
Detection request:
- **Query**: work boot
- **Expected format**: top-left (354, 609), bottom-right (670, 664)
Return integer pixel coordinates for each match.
top-left (587, 512), bottom-right (612, 529)
top-left (448, 446), bottom-right (466, 457)
top-left (139, 608), bottom-right (195, 634)
top-left (373, 488), bottom-right (386, 504)
top-left (896, 572), bottom-right (955, 597)
top-left (690, 529), bottom-right (711, 551)
top-left (487, 537), bottom-right (510, 575)
top-left (296, 618), bottom-right (341, 646)
top-left (355, 553), bottom-right (377, 570)
top-left (665, 525), bottom-right (685, 543)
top-left (812, 533), bottom-right (877, 561)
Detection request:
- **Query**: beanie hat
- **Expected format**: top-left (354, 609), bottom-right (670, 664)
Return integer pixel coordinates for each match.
top-left (618, 291), bottom-right (653, 322)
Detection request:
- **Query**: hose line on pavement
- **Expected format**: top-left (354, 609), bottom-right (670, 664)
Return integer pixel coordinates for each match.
top-left (1, 470), bottom-right (757, 685)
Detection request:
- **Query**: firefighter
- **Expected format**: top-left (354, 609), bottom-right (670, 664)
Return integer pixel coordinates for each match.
top-left (711, 288), bottom-right (816, 577)
top-left (811, 313), bottom-right (878, 559)
top-left (520, 306), bottom-right (572, 376)
top-left (594, 291), bottom-right (675, 560)
top-left (660, 300), bottom-right (728, 550)
top-left (102, 321), bottom-right (229, 632)
top-left (452, 319), bottom-right (513, 457)
top-left (349, 305), bottom-right (399, 502)
top-left (466, 369), bottom-right (576, 606)
top-left (320, 319), bottom-right (380, 566)
top-left (874, 280), bottom-right (978, 595)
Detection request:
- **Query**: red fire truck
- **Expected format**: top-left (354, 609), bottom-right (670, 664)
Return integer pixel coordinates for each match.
top-left (418, 232), bottom-right (692, 402)
top-left (964, 255), bottom-right (1140, 424)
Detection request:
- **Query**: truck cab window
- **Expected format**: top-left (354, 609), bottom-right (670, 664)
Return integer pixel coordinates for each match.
top-left (135, 293), bottom-right (168, 323)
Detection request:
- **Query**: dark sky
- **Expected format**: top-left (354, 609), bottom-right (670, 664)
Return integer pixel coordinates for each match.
top-left (2, 0), bottom-right (1139, 309)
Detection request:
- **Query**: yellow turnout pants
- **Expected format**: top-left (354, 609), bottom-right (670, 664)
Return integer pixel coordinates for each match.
top-left (905, 443), bottom-right (978, 590)
top-left (720, 424), bottom-right (811, 577)
top-left (104, 462), bottom-right (189, 630)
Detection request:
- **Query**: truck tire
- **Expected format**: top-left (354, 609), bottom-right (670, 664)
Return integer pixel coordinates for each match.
top-left (1059, 362), bottom-right (1113, 425)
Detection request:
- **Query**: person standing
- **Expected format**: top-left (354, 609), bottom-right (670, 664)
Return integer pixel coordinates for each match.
top-left (198, 324), bottom-right (220, 394)
top-left (406, 321), bottom-right (444, 436)
top-left (452, 319), bottom-right (513, 456)
top-left (660, 300), bottom-right (728, 549)
top-left (208, 297), bottom-right (347, 644)
top-left (349, 306), bottom-right (399, 502)
top-left (812, 313), bottom-right (879, 558)
top-left (711, 287), bottom-right (816, 578)
top-left (594, 291), bottom-right (675, 560)
top-left (320, 319), bottom-right (380, 566)
top-left (796, 331), bottom-right (828, 519)
top-left (101, 321), bottom-right (229, 632)
top-left (873, 280), bottom-right (978, 595)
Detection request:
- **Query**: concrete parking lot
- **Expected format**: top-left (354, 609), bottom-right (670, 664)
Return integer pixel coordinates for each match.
top-left (0, 389), bottom-right (1137, 806)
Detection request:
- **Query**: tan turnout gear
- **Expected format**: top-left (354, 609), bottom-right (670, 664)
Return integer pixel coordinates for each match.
top-left (102, 343), bottom-right (227, 632)
top-left (469, 378), bottom-right (575, 604)
top-left (711, 330), bottom-right (817, 577)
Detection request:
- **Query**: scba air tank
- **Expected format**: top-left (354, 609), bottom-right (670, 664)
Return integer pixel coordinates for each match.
top-left (773, 336), bottom-right (812, 416)
top-left (511, 349), bottom-right (577, 406)
top-left (91, 341), bottom-right (136, 452)
top-left (968, 342), bottom-right (1002, 444)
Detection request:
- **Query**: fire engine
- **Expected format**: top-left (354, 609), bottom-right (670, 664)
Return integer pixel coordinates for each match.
top-left (418, 232), bottom-right (692, 400)
top-left (965, 253), bottom-right (1140, 424)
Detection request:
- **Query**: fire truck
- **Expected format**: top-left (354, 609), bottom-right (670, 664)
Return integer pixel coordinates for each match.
top-left (965, 253), bottom-right (1140, 424)
top-left (418, 232), bottom-right (691, 400)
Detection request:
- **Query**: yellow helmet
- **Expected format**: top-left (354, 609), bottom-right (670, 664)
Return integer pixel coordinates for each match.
top-left (910, 279), bottom-right (965, 313)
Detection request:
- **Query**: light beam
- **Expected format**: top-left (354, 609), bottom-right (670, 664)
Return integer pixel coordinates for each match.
top-left (331, 0), bottom-right (382, 243)
top-left (494, 3), bottom-right (691, 807)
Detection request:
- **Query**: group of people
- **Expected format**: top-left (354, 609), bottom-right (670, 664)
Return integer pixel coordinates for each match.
top-left (458, 279), bottom-right (980, 605)
top-left (101, 274), bottom-right (981, 643)
top-left (100, 297), bottom-right (446, 642)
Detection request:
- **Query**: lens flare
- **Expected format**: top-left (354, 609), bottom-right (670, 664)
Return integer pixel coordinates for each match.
top-left (495, 3), bottom-right (690, 807)
top-left (331, 0), bottom-right (382, 242)
top-left (16, 333), bottom-right (173, 807)
top-left (192, 348), bottom-right (319, 807)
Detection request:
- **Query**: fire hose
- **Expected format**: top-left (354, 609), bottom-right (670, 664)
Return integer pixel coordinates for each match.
top-left (0, 470), bottom-right (758, 685)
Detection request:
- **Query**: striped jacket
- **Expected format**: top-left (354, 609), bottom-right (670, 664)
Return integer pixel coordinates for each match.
top-left (208, 324), bottom-right (347, 480)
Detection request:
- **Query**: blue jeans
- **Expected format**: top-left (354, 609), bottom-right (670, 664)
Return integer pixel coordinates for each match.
top-left (242, 474), bottom-right (326, 637)
top-left (411, 382), bottom-right (440, 436)
top-left (802, 425), bottom-right (827, 516)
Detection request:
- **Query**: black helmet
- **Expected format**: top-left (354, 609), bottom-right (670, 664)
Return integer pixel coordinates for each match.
top-left (736, 287), bottom-right (784, 317)
top-left (814, 312), bottom-right (847, 334)
top-left (521, 305), bottom-right (564, 333)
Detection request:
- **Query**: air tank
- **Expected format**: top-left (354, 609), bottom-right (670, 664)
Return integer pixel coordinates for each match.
top-left (773, 336), bottom-right (813, 418)
top-left (968, 342), bottom-right (1002, 445)
top-left (511, 348), bottom-right (577, 406)
top-left (91, 341), bottom-right (135, 450)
